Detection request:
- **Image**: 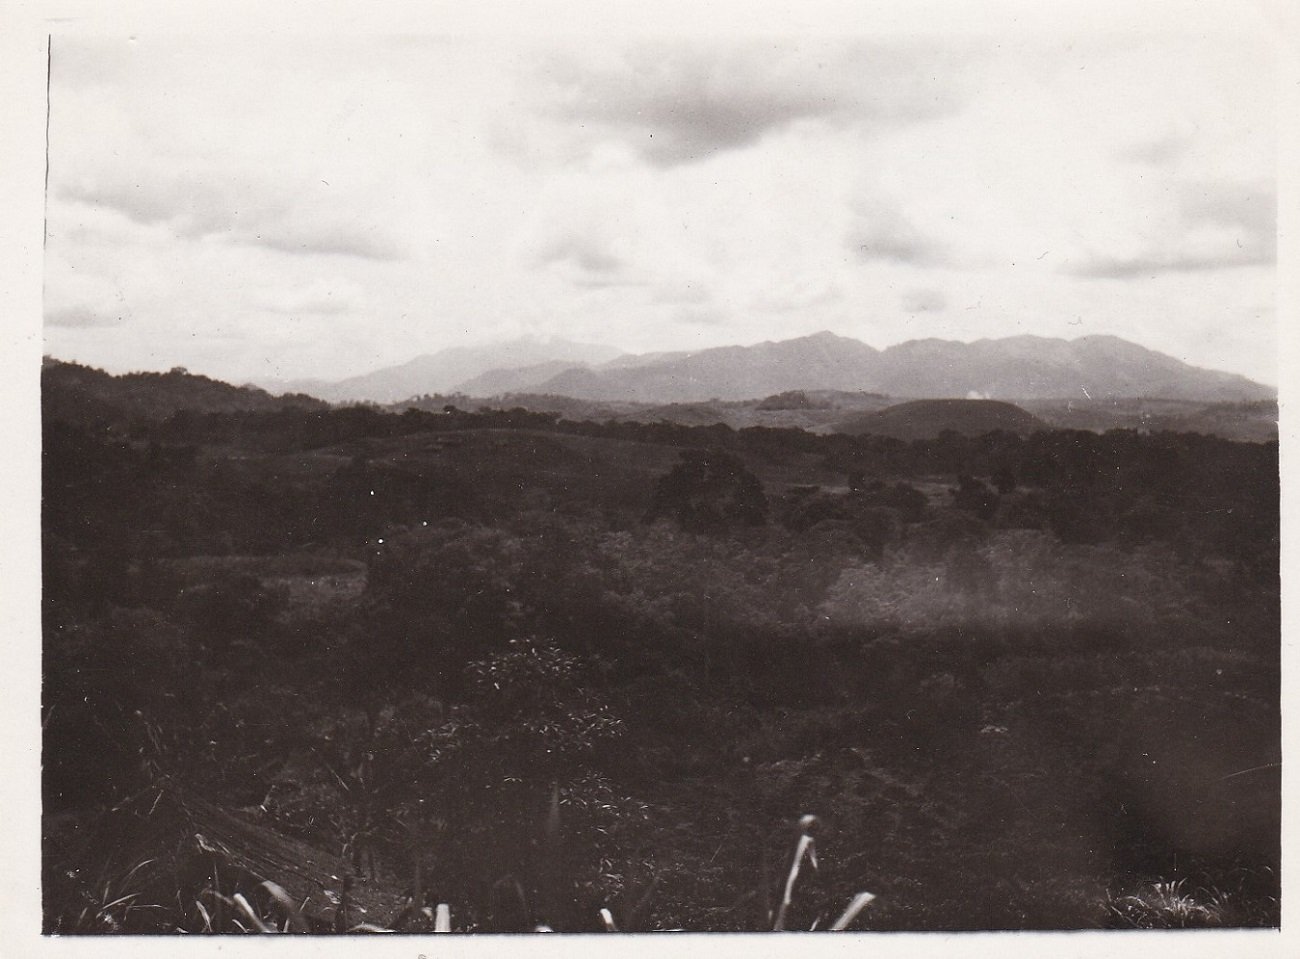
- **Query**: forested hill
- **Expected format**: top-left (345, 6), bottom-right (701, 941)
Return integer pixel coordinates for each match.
top-left (42, 357), bottom-right (327, 429)
top-left (834, 399), bottom-right (1049, 440)
top-left (42, 359), bottom-right (1279, 575)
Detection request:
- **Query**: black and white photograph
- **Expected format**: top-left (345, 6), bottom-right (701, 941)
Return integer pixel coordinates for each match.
top-left (3, 0), bottom-right (1292, 952)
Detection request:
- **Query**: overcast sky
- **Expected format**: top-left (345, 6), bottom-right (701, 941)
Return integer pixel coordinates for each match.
top-left (42, 15), bottom-right (1279, 386)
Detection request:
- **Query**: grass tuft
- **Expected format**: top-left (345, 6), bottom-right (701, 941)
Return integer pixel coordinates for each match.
top-left (1105, 879), bottom-right (1228, 929)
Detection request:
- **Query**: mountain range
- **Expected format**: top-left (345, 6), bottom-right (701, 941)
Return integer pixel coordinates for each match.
top-left (43, 354), bottom-right (1278, 443)
top-left (258, 337), bottom-right (622, 405)
top-left (256, 331), bottom-right (1272, 406)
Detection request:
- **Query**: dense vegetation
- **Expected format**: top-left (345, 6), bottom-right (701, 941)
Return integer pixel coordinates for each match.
top-left (42, 360), bottom-right (1279, 932)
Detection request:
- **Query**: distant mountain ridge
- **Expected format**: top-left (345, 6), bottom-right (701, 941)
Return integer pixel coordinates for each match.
top-left (864, 335), bottom-right (1264, 402)
top-left (516, 332), bottom-right (1272, 405)
top-left (42, 356), bottom-right (1277, 443)
top-left (518, 331), bottom-right (886, 403)
top-left (250, 331), bottom-right (1272, 406)
top-left (258, 336), bottom-right (622, 404)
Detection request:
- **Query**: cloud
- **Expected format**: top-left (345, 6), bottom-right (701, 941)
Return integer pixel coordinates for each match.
top-left (751, 279), bottom-right (843, 314)
top-left (42, 257), bottom-right (136, 330)
top-left (1180, 180), bottom-right (1275, 238)
top-left (248, 224), bottom-right (402, 261)
top-left (673, 304), bottom-right (730, 328)
top-left (257, 279), bottom-right (365, 316)
top-left (1067, 179), bottom-right (1275, 278)
top-left (60, 173), bottom-right (404, 262)
top-left (537, 235), bottom-right (625, 274)
top-left (45, 305), bottom-right (125, 328)
top-left (532, 232), bottom-right (647, 290)
top-left (848, 200), bottom-right (950, 267)
top-left (902, 288), bottom-right (948, 313)
top-left (650, 281), bottom-right (711, 306)
top-left (1067, 249), bottom-right (1270, 279)
top-left (1120, 132), bottom-right (1193, 167)
top-left (60, 179), bottom-right (186, 229)
top-left (571, 275), bottom-right (643, 290)
top-left (536, 41), bottom-right (962, 167)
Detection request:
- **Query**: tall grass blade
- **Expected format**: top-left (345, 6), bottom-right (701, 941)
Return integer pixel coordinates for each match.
top-left (118, 858), bottom-right (156, 888)
top-left (334, 875), bottom-right (351, 933)
top-left (829, 892), bottom-right (876, 931)
top-left (773, 833), bottom-right (816, 931)
top-left (546, 781), bottom-right (562, 848)
top-left (760, 843), bottom-right (773, 928)
top-left (260, 880), bottom-right (310, 933)
top-left (491, 876), bottom-right (529, 932)
top-left (231, 892), bottom-right (274, 933)
top-left (625, 872), bottom-right (660, 932)
top-left (209, 861), bottom-right (224, 930)
top-left (202, 882), bottom-right (234, 932)
top-left (544, 781), bottom-right (563, 928)
top-left (101, 893), bottom-right (142, 912)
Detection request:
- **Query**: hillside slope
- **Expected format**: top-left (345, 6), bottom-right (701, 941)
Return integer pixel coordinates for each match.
top-left (834, 398), bottom-right (1048, 440)
top-left (42, 358), bottom-right (327, 427)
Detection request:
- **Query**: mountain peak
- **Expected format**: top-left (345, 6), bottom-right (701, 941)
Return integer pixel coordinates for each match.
top-left (801, 330), bottom-right (856, 343)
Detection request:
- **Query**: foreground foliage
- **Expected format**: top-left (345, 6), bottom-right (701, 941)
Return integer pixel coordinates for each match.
top-left (42, 366), bottom-right (1280, 931)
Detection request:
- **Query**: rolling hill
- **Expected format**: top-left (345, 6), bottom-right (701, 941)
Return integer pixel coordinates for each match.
top-left (833, 399), bottom-right (1048, 440)
top-left (42, 357), bottom-right (327, 427)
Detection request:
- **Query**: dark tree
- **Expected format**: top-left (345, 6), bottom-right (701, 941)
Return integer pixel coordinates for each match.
top-left (993, 466), bottom-right (1018, 495)
top-left (953, 474), bottom-right (1000, 521)
top-left (644, 449), bottom-right (768, 531)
